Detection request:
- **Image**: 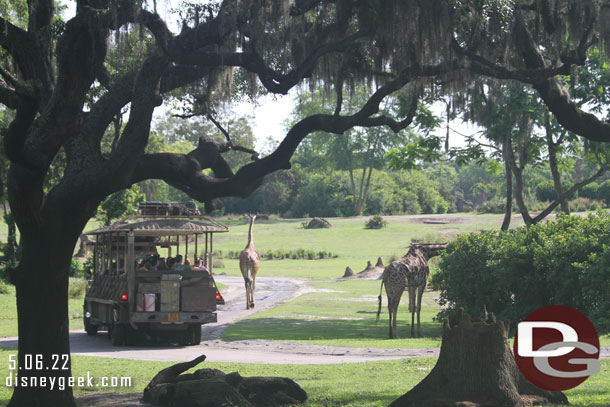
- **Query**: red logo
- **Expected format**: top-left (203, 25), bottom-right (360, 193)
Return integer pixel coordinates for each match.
top-left (513, 305), bottom-right (600, 391)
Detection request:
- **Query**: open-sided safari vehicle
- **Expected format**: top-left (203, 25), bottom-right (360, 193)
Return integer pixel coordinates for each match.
top-left (82, 202), bottom-right (227, 346)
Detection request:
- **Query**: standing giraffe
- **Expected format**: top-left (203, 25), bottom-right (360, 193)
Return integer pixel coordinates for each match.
top-left (239, 215), bottom-right (260, 309)
top-left (376, 243), bottom-right (448, 338)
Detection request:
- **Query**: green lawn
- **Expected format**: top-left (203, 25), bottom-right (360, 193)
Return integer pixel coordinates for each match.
top-left (212, 215), bottom-right (507, 279)
top-left (222, 279), bottom-right (443, 348)
top-left (1, 348), bottom-right (609, 407)
top-left (0, 282), bottom-right (85, 338)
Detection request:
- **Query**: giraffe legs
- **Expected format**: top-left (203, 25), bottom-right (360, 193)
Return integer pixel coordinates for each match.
top-left (250, 277), bottom-right (256, 308)
top-left (243, 278), bottom-right (252, 309)
top-left (387, 298), bottom-right (398, 339)
top-left (386, 289), bottom-right (404, 339)
top-left (415, 284), bottom-right (426, 338)
top-left (408, 286), bottom-right (416, 338)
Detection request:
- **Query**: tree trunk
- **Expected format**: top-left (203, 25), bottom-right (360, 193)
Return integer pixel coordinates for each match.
top-left (505, 135), bottom-right (533, 225)
top-left (545, 114), bottom-right (569, 214)
top-left (501, 136), bottom-right (512, 231)
top-left (8, 199), bottom-right (94, 407)
top-left (389, 308), bottom-right (568, 407)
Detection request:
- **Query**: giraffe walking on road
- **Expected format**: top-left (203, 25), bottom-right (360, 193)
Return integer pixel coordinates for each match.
top-left (377, 243), bottom-right (448, 338)
top-left (240, 215), bottom-right (260, 309)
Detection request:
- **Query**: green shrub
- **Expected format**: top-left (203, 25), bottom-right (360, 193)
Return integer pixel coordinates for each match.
top-left (568, 197), bottom-right (603, 212)
top-left (70, 258), bottom-right (85, 278)
top-left (68, 278), bottom-right (87, 299)
top-left (365, 216), bottom-right (387, 229)
top-left (476, 199), bottom-right (505, 213)
top-left (435, 212), bottom-right (610, 332)
top-left (0, 279), bottom-right (10, 294)
top-left (580, 182), bottom-right (599, 200)
top-left (536, 180), bottom-right (576, 202)
top-left (597, 180), bottom-right (610, 205)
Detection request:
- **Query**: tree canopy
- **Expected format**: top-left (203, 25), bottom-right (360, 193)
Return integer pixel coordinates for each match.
top-left (2, 1), bottom-right (610, 406)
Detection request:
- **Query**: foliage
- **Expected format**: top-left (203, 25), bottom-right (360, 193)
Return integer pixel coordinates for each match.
top-left (535, 180), bottom-right (576, 202)
top-left (99, 185), bottom-right (145, 226)
top-left (579, 182), bottom-right (599, 200)
top-left (597, 180), bottom-right (610, 205)
top-left (69, 259), bottom-right (84, 278)
top-left (217, 248), bottom-right (337, 260)
top-left (68, 278), bottom-right (87, 299)
top-left (365, 216), bottom-right (387, 229)
top-left (0, 279), bottom-right (8, 294)
top-left (435, 213), bottom-right (610, 331)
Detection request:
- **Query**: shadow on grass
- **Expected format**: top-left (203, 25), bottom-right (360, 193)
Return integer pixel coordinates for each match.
top-left (222, 317), bottom-right (442, 342)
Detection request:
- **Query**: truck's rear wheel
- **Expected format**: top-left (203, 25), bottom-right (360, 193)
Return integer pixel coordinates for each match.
top-left (191, 324), bottom-right (202, 345)
top-left (181, 324), bottom-right (202, 346)
top-left (110, 324), bottom-right (125, 346)
top-left (110, 308), bottom-right (126, 346)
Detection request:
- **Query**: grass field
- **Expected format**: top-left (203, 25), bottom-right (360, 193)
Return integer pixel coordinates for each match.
top-left (2, 214), bottom-right (610, 405)
top-left (1, 348), bottom-right (609, 407)
top-left (211, 214), bottom-right (505, 279)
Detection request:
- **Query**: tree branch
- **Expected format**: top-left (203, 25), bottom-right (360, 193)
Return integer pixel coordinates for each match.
top-left (173, 31), bottom-right (368, 95)
top-left (127, 60), bottom-right (444, 210)
top-left (513, 11), bottom-right (610, 142)
top-left (0, 84), bottom-right (20, 109)
top-left (531, 165), bottom-right (607, 223)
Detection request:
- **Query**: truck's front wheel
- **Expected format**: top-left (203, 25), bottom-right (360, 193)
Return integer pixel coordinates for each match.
top-left (84, 317), bottom-right (98, 336)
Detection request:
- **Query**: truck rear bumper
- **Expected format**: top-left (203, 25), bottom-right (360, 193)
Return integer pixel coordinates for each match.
top-left (130, 311), bottom-right (216, 324)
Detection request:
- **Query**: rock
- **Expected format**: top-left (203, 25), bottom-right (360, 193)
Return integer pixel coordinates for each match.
top-left (238, 376), bottom-right (308, 406)
top-left (171, 379), bottom-right (252, 407)
top-left (305, 217), bottom-right (331, 229)
top-left (342, 266), bottom-right (354, 277)
top-left (142, 355), bottom-right (307, 407)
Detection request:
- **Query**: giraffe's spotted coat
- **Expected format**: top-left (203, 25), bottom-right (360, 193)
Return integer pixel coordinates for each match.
top-left (378, 243), bottom-right (448, 339)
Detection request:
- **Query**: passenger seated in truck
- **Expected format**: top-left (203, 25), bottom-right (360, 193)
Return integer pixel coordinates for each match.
top-left (171, 255), bottom-right (191, 271)
top-left (148, 254), bottom-right (160, 271)
top-left (192, 258), bottom-right (209, 273)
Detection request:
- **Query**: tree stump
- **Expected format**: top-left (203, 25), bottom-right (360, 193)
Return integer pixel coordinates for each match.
top-left (305, 217), bottom-right (332, 229)
top-left (389, 309), bottom-right (568, 407)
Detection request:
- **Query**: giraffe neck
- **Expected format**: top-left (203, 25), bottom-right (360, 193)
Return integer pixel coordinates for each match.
top-left (246, 217), bottom-right (255, 249)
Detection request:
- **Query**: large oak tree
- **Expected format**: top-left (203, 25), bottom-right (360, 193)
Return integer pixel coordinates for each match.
top-left (2, 1), bottom-right (610, 406)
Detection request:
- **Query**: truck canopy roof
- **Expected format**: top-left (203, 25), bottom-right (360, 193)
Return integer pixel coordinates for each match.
top-left (85, 216), bottom-right (228, 236)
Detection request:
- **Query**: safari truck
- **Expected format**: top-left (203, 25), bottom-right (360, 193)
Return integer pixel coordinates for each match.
top-left (82, 203), bottom-right (227, 346)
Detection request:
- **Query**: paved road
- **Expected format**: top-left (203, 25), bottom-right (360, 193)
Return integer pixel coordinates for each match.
top-left (2, 276), bottom-right (609, 364)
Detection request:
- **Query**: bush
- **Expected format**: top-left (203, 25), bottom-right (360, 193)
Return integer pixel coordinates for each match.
top-left (212, 259), bottom-right (225, 268)
top-left (70, 258), bottom-right (85, 278)
top-left (476, 199), bottom-right (505, 213)
top-left (568, 197), bottom-right (603, 212)
top-left (0, 279), bottom-right (10, 294)
top-left (435, 212), bottom-right (610, 332)
top-left (579, 182), bottom-right (599, 200)
top-left (68, 278), bottom-right (87, 299)
top-left (535, 180), bottom-right (576, 202)
top-left (597, 180), bottom-right (610, 205)
top-left (365, 216), bottom-right (387, 229)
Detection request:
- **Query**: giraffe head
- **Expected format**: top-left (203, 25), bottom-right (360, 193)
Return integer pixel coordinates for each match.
top-left (245, 214), bottom-right (257, 222)
top-left (408, 242), bottom-right (448, 260)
